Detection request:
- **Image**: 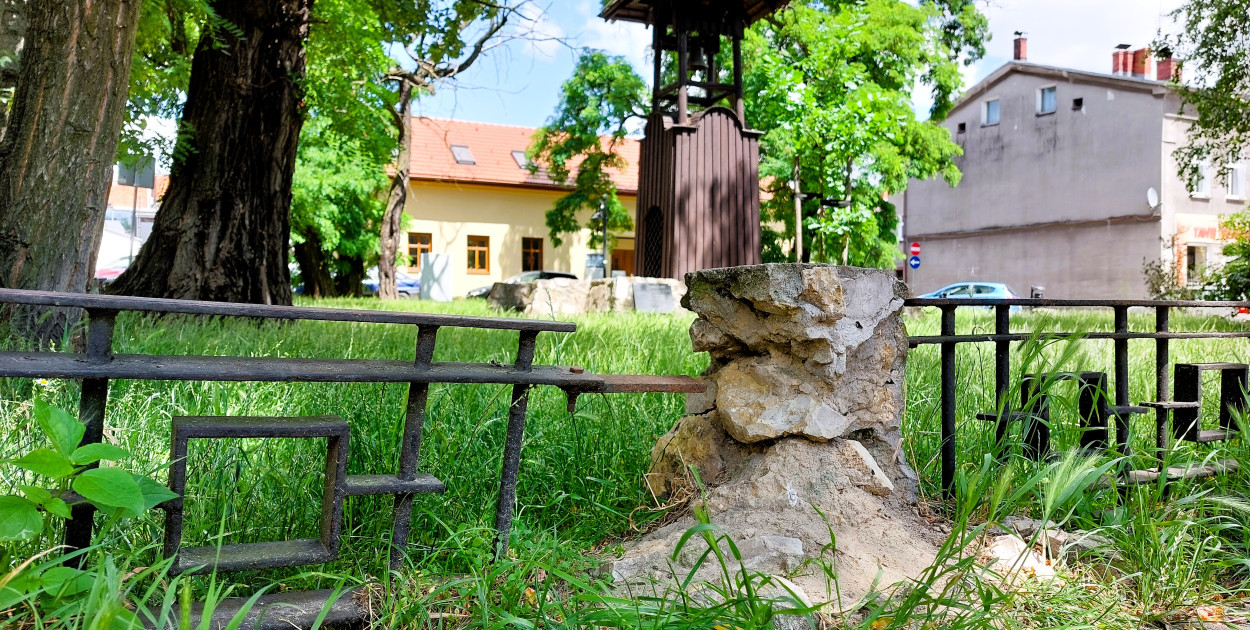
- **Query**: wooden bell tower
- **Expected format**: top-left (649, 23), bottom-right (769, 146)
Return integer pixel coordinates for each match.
top-left (601, 0), bottom-right (789, 279)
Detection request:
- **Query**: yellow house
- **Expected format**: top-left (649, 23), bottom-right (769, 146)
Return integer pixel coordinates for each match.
top-left (405, 118), bottom-right (640, 297)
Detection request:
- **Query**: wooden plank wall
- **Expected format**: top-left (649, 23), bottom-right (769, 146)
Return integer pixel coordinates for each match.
top-left (633, 108), bottom-right (761, 280)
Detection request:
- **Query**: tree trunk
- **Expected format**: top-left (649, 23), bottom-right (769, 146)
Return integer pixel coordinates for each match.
top-left (334, 255), bottom-right (364, 297)
top-left (0, 0), bottom-right (27, 134)
top-left (0, 0), bottom-right (141, 342)
top-left (109, 0), bottom-right (311, 305)
top-left (292, 233), bottom-right (334, 298)
top-left (378, 80), bottom-right (412, 301)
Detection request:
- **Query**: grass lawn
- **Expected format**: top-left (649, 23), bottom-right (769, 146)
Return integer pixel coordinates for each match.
top-left (2, 298), bottom-right (1249, 628)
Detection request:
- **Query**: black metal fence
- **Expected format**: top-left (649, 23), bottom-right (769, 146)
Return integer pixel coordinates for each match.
top-left (0, 288), bottom-right (702, 626)
top-left (906, 297), bottom-right (1250, 498)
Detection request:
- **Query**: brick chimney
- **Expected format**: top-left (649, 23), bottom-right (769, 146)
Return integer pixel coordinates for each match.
top-left (1157, 54), bottom-right (1179, 82)
top-left (1131, 47), bottom-right (1151, 78)
top-left (1013, 33), bottom-right (1027, 61)
top-left (1111, 49), bottom-right (1130, 75)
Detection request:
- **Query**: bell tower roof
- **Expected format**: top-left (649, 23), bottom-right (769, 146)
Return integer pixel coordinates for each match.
top-left (600, 0), bottom-right (791, 26)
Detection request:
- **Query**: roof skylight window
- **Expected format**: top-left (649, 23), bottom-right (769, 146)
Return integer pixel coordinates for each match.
top-left (512, 150), bottom-right (529, 169)
top-left (450, 145), bottom-right (476, 165)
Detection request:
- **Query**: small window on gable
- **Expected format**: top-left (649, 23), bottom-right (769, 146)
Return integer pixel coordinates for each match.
top-left (450, 145), bottom-right (476, 165)
top-left (1072, 97), bottom-right (1084, 111)
top-left (982, 99), bottom-right (1000, 126)
top-left (1037, 86), bottom-right (1056, 115)
top-left (956, 122), bottom-right (967, 133)
top-left (512, 150), bottom-right (529, 169)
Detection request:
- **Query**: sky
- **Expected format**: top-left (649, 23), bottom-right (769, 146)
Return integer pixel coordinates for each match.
top-left (417, 0), bottom-right (1188, 128)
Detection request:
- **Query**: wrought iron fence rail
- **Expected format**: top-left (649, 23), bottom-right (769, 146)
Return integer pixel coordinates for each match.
top-left (903, 296), bottom-right (1250, 500)
top-left (0, 287), bottom-right (702, 627)
top-left (0, 287), bottom-right (577, 332)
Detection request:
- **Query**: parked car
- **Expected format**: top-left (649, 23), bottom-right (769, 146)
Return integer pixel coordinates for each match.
top-left (915, 282), bottom-right (1022, 311)
top-left (362, 268), bottom-right (421, 297)
top-left (95, 255), bottom-right (133, 286)
top-left (466, 271), bottom-right (578, 298)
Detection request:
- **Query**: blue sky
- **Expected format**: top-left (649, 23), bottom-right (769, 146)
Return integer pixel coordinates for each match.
top-left (417, 0), bottom-right (1185, 129)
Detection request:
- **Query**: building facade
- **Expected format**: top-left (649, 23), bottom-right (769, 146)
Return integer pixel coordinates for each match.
top-left (902, 41), bottom-right (1248, 299)
top-left (404, 118), bottom-right (640, 297)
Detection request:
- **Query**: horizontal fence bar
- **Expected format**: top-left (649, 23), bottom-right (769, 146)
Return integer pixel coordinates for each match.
top-left (906, 297), bottom-right (1250, 308)
top-left (910, 331), bottom-right (1250, 346)
top-left (0, 352), bottom-right (704, 394)
top-left (0, 288), bottom-right (577, 333)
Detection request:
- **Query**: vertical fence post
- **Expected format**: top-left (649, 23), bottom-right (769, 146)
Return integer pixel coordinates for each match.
top-left (940, 305), bottom-right (957, 500)
top-left (993, 305), bottom-right (1011, 451)
top-left (1155, 306), bottom-right (1170, 459)
top-left (1113, 306), bottom-right (1131, 454)
top-left (495, 330), bottom-right (539, 559)
top-left (65, 309), bottom-right (116, 564)
top-left (389, 325), bottom-right (439, 572)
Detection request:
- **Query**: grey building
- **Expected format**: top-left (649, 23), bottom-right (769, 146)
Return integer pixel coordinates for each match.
top-left (901, 37), bottom-right (1249, 299)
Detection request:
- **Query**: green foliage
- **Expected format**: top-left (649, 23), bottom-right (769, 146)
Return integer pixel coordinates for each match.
top-left (747, 0), bottom-right (968, 268)
top-left (0, 400), bottom-right (174, 544)
top-left (528, 50), bottom-right (648, 248)
top-left (1155, 0), bottom-right (1250, 188)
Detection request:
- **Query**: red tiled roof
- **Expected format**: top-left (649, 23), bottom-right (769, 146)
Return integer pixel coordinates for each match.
top-left (408, 117), bottom-right (639, 194)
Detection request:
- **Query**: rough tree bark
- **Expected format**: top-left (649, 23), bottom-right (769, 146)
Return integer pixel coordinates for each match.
top-left (292, 233), bottom-right (334, 298)
top-left (0, 0), bottom-right (142, 341)
top-left (0, 0), bottom-right (27, 134)
top-left (109, 0), bottom-right (312, 305)
top-left (378, 80), bottom-right (412, 300)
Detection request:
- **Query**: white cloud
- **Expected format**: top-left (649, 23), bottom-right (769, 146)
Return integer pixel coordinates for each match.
top-left (513, 1), bottom-right (569, 60)
top-left (572, 0), bottom-right (653, 83)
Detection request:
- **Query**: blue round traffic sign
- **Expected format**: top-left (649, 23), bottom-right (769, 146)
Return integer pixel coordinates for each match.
top-left (908, 255), bottom-right (921, 270)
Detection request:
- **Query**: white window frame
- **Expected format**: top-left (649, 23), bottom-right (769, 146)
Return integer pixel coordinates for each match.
top-left (1227, 162), bottom-right (1246, 200)
top-left (1036, 85), bottom-right (1057, 115)
top-left (981, 99), bottom-right (1000, 126)
top-left (1191, 162), bottom-right (1212, 199)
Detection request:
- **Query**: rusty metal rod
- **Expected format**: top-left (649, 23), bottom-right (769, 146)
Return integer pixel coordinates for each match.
top-left (940, 306), bottom-right (957, 499)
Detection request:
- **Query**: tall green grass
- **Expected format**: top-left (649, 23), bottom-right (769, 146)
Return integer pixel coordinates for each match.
top-left (2, 299), bottom-right (1249, 627)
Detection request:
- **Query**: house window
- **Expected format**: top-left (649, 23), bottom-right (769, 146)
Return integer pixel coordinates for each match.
top-left (982, 99), bottom-right (1000, 126)
top-left (1072, 97), bottom-right (1084, 111)
top-left (1228, 162), bottom-right (1246, 200)
top-left (450, 145), bottom-right (476, 165)
top-left (1037, 86), bottom-right (1057, 115)
top-left (1192, 163), bottom-right (1212, 198)
top-left (956, 122), bottom-right (966, 133)
top-left (408, 232), bottom-right (432, 269)
top-left (467, 235), bottom-right (490, 274)
top-left (521, 237), bottom-right (543, 271)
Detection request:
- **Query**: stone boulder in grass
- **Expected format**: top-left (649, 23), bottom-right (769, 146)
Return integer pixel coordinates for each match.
top-left (605, 264), bottom-right (945, 610)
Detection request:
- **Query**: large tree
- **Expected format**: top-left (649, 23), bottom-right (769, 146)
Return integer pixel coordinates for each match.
top-left (527, 50), bottom-right (647, 249)
top-left (748, 0), bottom-right (971, 267)
top-left (109, 0), bottom-right (312, 304)
top-left (1155, 0), bottom-right (1250, 188)
top-left (290, 0), bottom-right (395, 298)
top-left (376, 3), bottom-right (514, 299)
top-left (0, 0), bottom-right (143, 339)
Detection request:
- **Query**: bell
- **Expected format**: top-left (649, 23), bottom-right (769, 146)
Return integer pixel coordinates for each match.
top-left (687, 44), bottom-right (708, 73)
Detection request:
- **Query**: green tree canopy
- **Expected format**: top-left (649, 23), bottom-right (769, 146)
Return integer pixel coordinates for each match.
top-left (1155, 0), bottom-right (1250, 188)
top-left (527, 50), bottom-right (648, 248)
top-left (748, 0), bottom-right (969, 267)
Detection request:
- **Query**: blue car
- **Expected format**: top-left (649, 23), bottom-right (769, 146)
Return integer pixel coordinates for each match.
top-left (916, 282), bottom-right (1021, 310)
top-left (362, 268), bottom-right (421, 297)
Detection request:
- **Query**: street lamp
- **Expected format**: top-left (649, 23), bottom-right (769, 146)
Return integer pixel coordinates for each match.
top-left (592, 202), bottom-right (609, 279)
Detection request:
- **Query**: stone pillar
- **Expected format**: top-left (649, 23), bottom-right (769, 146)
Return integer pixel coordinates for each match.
top-left (612, 264), bottom-right (941, 607)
